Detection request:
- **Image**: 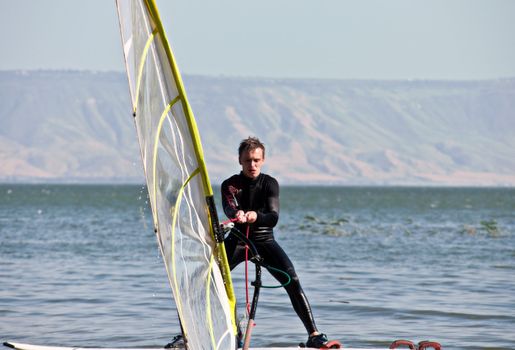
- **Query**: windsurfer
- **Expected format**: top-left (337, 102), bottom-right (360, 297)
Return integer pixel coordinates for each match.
top-left (221, 136), bottom-right (333, 348)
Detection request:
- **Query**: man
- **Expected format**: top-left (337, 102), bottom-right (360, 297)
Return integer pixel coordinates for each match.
top-left (221, 137), bottom-right (333, 348)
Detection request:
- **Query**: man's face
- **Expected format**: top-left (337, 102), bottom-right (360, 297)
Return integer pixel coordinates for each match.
top-left (239, 148), bottom-right (265, 179)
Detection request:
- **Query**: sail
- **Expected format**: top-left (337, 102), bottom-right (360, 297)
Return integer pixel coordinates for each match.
top-left (115, 1), bottom-right (237, 349)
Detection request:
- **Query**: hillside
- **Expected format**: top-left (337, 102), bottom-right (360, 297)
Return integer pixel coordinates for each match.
top-left (1, 70), bottom-right (514, 185)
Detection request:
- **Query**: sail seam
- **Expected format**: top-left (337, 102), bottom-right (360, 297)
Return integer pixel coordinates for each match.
top-left (206, 254), bottom-right (217, 349)
top-left (169, 166), bottom-right (201, 341)
top-left (151, 95), bottom-right (181, 218)
top-left (133, 27), bottom-right (159, 113)
top-left (151, 95), bottom-right (189, 340)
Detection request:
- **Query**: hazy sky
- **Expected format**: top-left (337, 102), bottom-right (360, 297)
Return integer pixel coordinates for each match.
top-left (1, 0), bottom-right (514, 80)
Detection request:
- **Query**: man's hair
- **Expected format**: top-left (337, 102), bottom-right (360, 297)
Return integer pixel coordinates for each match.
top-left (238, 137), bottom-right (265, 158)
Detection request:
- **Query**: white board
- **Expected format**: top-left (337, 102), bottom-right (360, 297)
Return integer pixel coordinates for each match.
top-left (3, 341), bottom-right (389, 350)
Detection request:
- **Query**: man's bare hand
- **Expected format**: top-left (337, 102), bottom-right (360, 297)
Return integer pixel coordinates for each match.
top-left (235, 210), bottom-right (247, 223)
top-left (245, 211), bottom-right (258, 223)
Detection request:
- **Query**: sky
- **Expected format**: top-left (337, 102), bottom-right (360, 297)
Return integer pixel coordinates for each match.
top-left (1, 0), bottom-right (515, 80)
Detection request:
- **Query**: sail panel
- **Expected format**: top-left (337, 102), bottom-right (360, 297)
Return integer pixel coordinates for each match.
top-left (115, 1), bottom-right (236, 349)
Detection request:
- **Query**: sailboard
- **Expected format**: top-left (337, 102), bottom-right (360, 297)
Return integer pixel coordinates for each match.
top-left (114, 0), bottom-right (237, 350)
top-left (3, 342), bottom-right (400, 350)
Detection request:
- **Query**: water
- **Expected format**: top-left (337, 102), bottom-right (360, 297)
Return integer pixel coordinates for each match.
top-left (1, 185), bottom-right (514, 349)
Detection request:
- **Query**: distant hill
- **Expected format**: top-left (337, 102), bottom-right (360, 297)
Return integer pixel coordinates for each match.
top-left (1, 70), bottom-right (514, 186)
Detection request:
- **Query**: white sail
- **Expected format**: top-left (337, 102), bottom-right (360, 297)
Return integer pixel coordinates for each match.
top-left (115, 1), bottom-right (237, 349)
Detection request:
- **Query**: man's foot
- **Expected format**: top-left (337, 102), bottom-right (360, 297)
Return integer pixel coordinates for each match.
top-left (306, 333), bottom-right (328, 348)
top-left (164, 335), bottom-right (185, 349)
top-left (305, 333), bottom-right (341, 349)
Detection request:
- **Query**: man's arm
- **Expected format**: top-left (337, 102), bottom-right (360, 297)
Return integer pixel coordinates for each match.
top-left (221, 179), bottom-right (243, 221)
top-left (255, 177), bottom-right (279, 227)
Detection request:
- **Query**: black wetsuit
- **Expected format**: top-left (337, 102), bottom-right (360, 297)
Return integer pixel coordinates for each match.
top-left (221, 172), bottom-right (318, 334)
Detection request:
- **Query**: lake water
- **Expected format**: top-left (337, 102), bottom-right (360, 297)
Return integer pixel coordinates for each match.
top-left (1, 185), bottom-right (514, 350)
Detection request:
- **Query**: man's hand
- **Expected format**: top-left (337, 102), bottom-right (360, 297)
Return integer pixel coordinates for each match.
top-left (245, 211), bottom-right (258, 223)
top-left (235, 210), bottom-right (247, 223)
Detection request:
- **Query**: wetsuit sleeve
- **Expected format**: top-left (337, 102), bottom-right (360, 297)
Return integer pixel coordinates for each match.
top-left (221, 179), bottom-right (239, 219)
top-left (255, 176), bottom-right (279, 227)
